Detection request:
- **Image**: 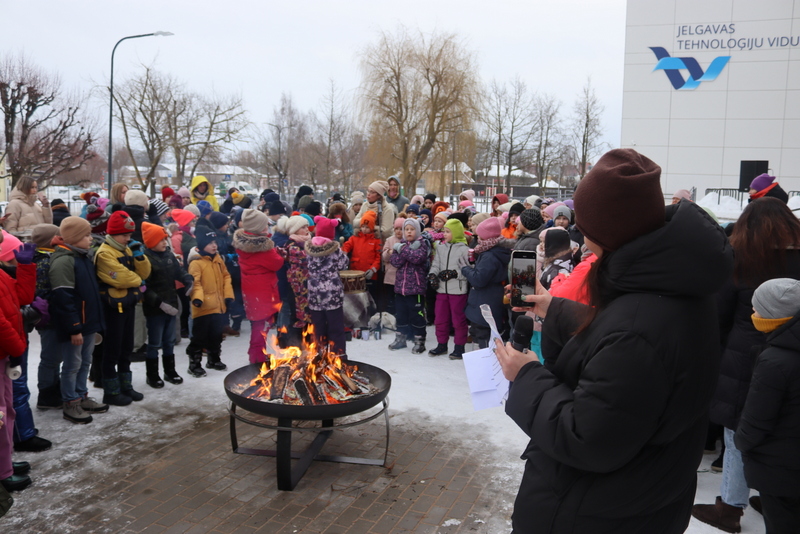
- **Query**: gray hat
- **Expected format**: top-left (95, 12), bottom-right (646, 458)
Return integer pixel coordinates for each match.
top-left (753, 278), bottom-right (800, 319)
top-left (553, 205), bottom-right (572, 223)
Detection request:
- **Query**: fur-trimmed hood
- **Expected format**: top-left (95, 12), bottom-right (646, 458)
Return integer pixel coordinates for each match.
top-left (304, 239), bottom-right (340, 257)
top-left (233, 228), bottom-right (275, 254)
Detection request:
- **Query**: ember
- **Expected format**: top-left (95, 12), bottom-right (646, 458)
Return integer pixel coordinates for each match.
top-left (230, 325), bottom-right (377, 405)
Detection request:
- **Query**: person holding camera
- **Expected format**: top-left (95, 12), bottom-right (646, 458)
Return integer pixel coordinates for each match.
top-left (494, 149), bottom-right (734, 533)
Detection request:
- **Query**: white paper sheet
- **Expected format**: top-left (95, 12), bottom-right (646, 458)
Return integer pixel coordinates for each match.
top-left (460, 305), bottom-right (511, 410)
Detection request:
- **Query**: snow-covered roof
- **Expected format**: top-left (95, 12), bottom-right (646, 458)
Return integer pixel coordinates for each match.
top-left (483, 165), bottom-right (536, 179)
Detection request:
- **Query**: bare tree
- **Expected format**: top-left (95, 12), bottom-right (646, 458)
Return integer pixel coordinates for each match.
top-left (500, 77), bottom-right (537, 190)
top-left (168, 91), bottom-right (249, 184)
top-left (531, 93), bottom-right (563, 194)
top-left (0, 54), bottom-right (95, 188)
top-left (571, 78), bottom-right (605, 179)
top-left (359, 27), bottom-right (478, 193)
top-left (113, 66), bottom-right (176, 193)
top-left (264, 93), bottom-right (301, 199)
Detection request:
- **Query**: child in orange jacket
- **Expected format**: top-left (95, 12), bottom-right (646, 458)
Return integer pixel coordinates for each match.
top-left (342, 210), bottom-right (382, 300)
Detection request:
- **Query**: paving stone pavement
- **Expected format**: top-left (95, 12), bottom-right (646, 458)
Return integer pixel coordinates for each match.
top-left (4, 402), bottom-right (519, 533)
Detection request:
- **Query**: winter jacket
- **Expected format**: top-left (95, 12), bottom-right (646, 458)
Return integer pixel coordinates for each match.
top-left (278, 237), bottom-right (311, 328)
top-left (49, 245), bottom-right (104, 341)
top-left (179, 229), bottom-right (197, 260)
top-left (505, 201), bottom-right (733, 533)
top-left (386, 193), bottom-right (409, 215)
top-left (119, 204), bottom-right (147, 242)
top-left (94, 238), bottom-right (152, 309)
top-left (429, 242), bottom-right (469, 295)
top-left (735, 313), bottom-right (800, 497)
top-left (513, 227), bottom-right (544, 252)
top-left (334, 221), bottom-right (353, 243)
top-left (51, 204), bottom-right (71, 227)
top-left (188, 253), bottom-right (234, 318)
top-left (4, 188), bottom-right (53, 233)
top-left (710, 249), bottom-right (800, 430)
top-left (549, 253), bottom-right (596, 305)
top-left (0, 263), bottom-right (35, 359)
top-left (382, 235), bottom-right (401, 286)
top-left (390, 237), bottom-right (430, 296)
top-left (305, 239), bottom-right (349, 310)
top-left (233, 229), bottom-right (284, 321)
top-left (461, 242), bottom-right (510, 328)
top-left (342, 233), bottom-right (381, 279)
top-left (190, 175), bottom-right (219, 211)
top-left (33, 249), bottom-right (54, 299)
top-left (142, 248), bottom-right (193, 317)
top-left (353, 201), bottom-right (397, 240)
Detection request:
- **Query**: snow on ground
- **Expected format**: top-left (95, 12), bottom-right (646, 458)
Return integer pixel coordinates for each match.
top-left (14, 324), bottom-right (765, 533)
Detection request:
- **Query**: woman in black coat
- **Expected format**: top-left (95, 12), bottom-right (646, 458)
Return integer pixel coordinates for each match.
top-left (735, 278), bottom-right (800, 533)
top-left (495, 149), bottom-right (734, 534)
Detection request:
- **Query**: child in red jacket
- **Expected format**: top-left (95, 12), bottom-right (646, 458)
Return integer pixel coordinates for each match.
top-left (233, 210), bottom-right (284, 363)
top-left (342, 210), bottom-right (382, 300)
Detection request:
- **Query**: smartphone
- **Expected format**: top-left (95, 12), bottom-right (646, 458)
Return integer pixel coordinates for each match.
top-left (510, 250), bottom-right (537, 307)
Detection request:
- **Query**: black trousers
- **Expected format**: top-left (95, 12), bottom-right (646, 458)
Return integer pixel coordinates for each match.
top-left (310, 307), bottom-right (346, 356)
top-left (187, 313), bottom-right (225, 357)
top-left (761, 493), bottom-right (800, 534)
top-left (395, 294), bottom-right (426, 338)
top-left (102, 304), bottom-right (135, 379)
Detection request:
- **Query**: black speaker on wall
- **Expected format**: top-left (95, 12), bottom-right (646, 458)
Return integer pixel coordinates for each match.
top-left (739, 161), bottom-right (769, 192)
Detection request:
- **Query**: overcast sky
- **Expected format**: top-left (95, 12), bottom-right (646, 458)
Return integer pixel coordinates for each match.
top-left (7, 0), bottom-right (627, 158)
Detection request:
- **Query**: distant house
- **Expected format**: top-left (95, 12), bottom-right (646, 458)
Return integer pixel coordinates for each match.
top-left (418, 162), bottom-right (474, 196)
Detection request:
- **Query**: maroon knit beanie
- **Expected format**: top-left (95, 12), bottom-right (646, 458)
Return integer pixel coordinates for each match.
top-left (573, 149), bottom-right (664, 252)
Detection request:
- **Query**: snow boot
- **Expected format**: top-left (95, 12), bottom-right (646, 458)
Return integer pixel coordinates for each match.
top-left (63, 398), bottom-right (93, 424)
top-left (428, 343), bottom-right (448, 356)
top-left (205, 352), bottom-right (227, 371)
top-left (80, 396), bottom-right (108, 413)
top-left (162, 354), bottom-right (183, 384)
top-left (691, 496), bottom-right (743, 533)
top-left (36, 383), bottom-right (62, 410)
top-left (102, 377), bottom-right (132, 406)
top-left (145, 359), bottom-right (164, 389)
top-left (411, 336), bottom-right (426, 354)
top-left (449, 344), bottom-right (465, 360)
top-left (187, 353), bottom-right (207, 377)
top-left (388, 333), bottom-right (407, 351)
top-left (119, 372), bottom-right (144, 402)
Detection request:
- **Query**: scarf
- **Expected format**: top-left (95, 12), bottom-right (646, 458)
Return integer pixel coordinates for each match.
top-left (750, 182), bottom-right (777, 200)
top-left (473, 236), bottom-right (503, 256)
top-left (193, 188), bottom-right (209, 200)
top-left (104, 234), bottom-right (128, 252)
top-left (290, 233), bottom-right (311, 243)
top-left (64, 244), bottom-right (89, 255)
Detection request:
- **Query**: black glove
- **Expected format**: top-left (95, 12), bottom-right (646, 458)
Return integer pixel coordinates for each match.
top-left (427, 272), bottom-right (439, 290)
top-left (192, 299), bottom-right (203, 308)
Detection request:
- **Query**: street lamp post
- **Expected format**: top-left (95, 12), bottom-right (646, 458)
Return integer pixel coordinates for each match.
top-left (107, 31), bottom-right (173, 193)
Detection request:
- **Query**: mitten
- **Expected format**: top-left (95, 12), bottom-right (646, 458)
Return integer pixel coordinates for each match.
top-left (409, 241), bottom-right (421, 250)
top-left (129, 240), bottom-right (144, 258)
top-left (393, 243), bottom-right (404, 253)
top-left (159, 302), bottom-right (179, 316)
top-left (13, 243), bottom-right (36, 264)
top-left (365, 268), bottom-right (375, 279)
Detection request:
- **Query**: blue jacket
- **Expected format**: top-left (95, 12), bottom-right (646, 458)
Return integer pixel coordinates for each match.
top-left (462, 243), bottom-right (510, 327)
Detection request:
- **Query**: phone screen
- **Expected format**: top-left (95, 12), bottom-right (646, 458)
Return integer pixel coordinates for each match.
top-left (511, 253), bottom-right (537, 307)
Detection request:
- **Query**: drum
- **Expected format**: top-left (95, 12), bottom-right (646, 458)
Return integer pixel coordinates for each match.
top-left (340, 270), bottom-right (367, 294)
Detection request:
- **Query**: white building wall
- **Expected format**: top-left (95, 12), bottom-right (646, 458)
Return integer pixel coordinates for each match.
top-left (622, 0), bottom-right (800, 196)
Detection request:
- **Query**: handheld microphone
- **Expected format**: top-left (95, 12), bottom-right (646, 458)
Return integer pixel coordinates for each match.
top-left (511, 315), bottom-right (534, 353)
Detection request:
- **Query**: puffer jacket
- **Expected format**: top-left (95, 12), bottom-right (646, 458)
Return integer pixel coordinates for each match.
top-left (49, 245), bottom-right (104, 341)
top-left (735, 312), bottom-right (800, 497)
top-left (142, 248), bottom-right (193, 317)
top-left (342, 233), bottom-right (381, 279)
top-left (233, 229), bottom-right (284, 321)
top-left (0, 263), bottom-right (35, 359)
top-left (461, 242), bottom-right (510, 328)
top-left (188, 253), bottom-right (234, 317)
top-left (353, 201), bottom-right (397, 240)
top-left (4, 188), bottom-right (52, 233)
top-left (506, 201), bottom-right (733, 533)
top-left (429, 241), bottom-right (469, 295)
top-left (94, 238), bottom-right (152, 308)
top-left (390, 237), bottom-right (430, 296)
top-left (710, 249), bottom-right (800, 430)
top-left (305, 239), bottom-right (349, 310)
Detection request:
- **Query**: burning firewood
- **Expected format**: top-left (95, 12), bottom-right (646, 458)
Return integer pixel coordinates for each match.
top-left (270, 366), bottom-right (291, 401)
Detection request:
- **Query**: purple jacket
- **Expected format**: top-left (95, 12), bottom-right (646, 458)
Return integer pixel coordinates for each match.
top-left (390, 237), bottom-right (430, 296)
top-left (305, 239), bottom-right (349, 310)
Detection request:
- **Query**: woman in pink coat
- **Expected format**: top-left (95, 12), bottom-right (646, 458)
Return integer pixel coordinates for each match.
top-left (232, 210), bottom-right (284, 363)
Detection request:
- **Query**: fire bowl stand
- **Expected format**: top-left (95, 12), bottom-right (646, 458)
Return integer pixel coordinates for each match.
top-left (228, 399), bottom-right (390, 491)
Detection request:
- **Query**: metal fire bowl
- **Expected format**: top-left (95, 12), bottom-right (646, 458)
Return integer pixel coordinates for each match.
top-left (224, 361), bottom-right (391, 421)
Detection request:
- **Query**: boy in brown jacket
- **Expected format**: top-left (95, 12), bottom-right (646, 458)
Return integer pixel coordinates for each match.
top-left (186, 228), bottom-right (234, 377)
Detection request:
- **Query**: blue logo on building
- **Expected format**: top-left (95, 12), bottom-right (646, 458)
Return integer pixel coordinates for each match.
top-left (650, 47), bottom-right (730, 90)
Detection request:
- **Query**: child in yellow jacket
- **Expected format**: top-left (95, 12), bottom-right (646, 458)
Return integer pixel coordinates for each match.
top-left (94, 210), bottom-right (151, 406)
top-left (186, 227), bottom-right (234, 376)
